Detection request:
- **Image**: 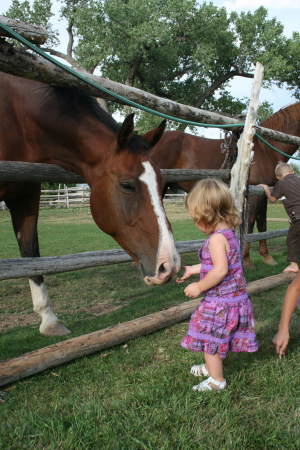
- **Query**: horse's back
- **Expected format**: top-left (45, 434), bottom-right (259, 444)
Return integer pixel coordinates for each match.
top-left (151, 129), bottom-right (225, 170)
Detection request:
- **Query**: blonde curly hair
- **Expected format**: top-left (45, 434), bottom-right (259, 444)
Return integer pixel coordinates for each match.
top-left (185, 178), bottom-right (240, 232)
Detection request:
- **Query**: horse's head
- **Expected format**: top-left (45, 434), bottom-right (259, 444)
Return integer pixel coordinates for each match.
top-left (89, 114), bottom-right (180, 285)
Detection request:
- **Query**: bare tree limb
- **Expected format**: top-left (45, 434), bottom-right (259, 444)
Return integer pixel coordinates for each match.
top-left (0, 15), bottom-right (48, 44)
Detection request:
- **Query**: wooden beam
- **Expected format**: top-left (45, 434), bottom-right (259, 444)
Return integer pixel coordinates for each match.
top-left (0, 16), bottom-right (48, 44)
top-left (0, 271), bottom-right (295, 387)
top-left (244, 228), bottom-right (288, 243)
top-left (0, 40), bottom-right (300, 147)
top-left (0, 228), bottom-right (289, 281)
top-left (0, 161), bottom-right (231, 184)
top-left (0, 161), bottom-right (84, 183)
top-left (230, 62), bottom-right (264, 217)
top-left (0, 161), bottom-right (265, 196)
top-left (256, 125), bottom-right (300, 147)
top-left (0, 38), bottom-right (244, 128)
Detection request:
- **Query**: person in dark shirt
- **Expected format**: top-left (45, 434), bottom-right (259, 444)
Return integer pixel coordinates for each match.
top-left (260, 162), bottom-right (300, 273)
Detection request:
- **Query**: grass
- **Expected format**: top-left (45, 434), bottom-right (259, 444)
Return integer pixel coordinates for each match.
top-left (1, 202), bottom-right (300, 449)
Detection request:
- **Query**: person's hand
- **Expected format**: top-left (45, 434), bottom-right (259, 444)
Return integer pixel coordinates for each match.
top-left (176, 266), bottom-right (194, 283)
top-left (184, 282), bottom-right (202, 298)
top-left (272, 329), bottom-right (290, 357)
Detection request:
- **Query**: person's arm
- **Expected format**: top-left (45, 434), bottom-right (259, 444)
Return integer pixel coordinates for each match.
top-left (259, 184), bottom-right (278, 203)
top-left (184, 233), bottom-right (228, 298)
top-left (272, 272), bottom-right (300, 356)
top-left (176, 264), bottom-right (201, 283)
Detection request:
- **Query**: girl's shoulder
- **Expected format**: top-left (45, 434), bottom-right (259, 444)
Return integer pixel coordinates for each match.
top-left (208, 230), bottom-right (230, 247)
top-left (208, 228), bottom-right (236, 249)
top-left (210, 228), bottom-right (236, 240)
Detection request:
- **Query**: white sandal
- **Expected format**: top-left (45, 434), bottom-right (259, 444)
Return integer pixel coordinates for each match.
top-left (190, 364), bottom-right (209, 377)
top-left (192, 376), bottom-right (226, 392)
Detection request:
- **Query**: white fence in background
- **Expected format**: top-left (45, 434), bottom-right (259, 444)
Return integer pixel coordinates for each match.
top-left (42, 186), bottom-right (187, 207)
top-left (0, 186), bottom-right (186, 210)
top-left (39, 184), bottom-right (91, 208)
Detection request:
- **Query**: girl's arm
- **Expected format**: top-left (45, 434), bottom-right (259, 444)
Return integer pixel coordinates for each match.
top-left (272, 272), bottom-right (300, 356)
top-left (184, 234), bottom-right (228, 298)
top-left (176, 264), bottom-right (201, 283)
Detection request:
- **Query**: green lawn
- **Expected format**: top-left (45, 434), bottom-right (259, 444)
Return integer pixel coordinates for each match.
top-left (1, 202), bottom-right (299, 449)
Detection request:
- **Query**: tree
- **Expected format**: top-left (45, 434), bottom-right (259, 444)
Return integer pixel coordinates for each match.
top-left (70, 1), bottom-right (299, 128)
top-left (3, 0), bottom-right (300, 130)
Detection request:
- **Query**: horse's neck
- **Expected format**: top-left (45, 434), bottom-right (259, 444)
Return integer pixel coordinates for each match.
top-left (42, 117), bottom-right (112, 177)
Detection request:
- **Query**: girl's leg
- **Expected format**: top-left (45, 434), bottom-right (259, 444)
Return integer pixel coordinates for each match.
top-left (204, 353), bottom-right (225, 382)
top-left (192, 353), bottom-right (226, 391)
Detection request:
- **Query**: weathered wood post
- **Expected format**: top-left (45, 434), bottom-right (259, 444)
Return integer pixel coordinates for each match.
top-left (230, 62), bottom-right (264, 250)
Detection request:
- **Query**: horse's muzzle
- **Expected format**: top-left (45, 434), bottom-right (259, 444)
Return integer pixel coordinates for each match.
top-left (143, 257), bottom-right (180, 285)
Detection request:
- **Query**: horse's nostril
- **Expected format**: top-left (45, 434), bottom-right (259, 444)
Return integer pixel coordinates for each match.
top-left (158, 263), bottom-right (167, 274)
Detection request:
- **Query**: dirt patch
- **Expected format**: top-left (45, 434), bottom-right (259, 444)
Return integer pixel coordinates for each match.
top-left (77, 302), bottom-right (122, 317)
top-left (0, 300), bottom-right (121, 331)
top-left (0, 312), bottom-right (39, 331)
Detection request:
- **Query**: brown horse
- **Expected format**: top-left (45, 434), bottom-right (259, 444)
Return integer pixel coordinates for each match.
top-left (151, 102), bottom-right (300, 265)
top-left (0, 72), bottom-right (180, 336)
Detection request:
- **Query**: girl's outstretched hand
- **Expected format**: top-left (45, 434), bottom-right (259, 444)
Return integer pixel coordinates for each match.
top-left (184, 282), bottom-right (202, 298)
top-left (176, 266), bottom-right (194, 283)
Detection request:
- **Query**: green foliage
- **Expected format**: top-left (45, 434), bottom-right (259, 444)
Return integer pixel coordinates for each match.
top-left (278, 32), bottom-right (300, 99)
top-left (257, 101), bottom-right (274, 122)
top-left (70, 1), bottom-right (298, 127)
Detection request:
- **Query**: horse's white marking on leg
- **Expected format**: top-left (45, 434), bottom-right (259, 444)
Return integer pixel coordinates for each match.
top-left (139, 161), bottom-right (180, 281)
top-left (29, 279), bottom-right (60, 334)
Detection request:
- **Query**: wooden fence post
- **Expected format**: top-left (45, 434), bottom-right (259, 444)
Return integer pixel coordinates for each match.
top-left (230, 62), bottom-right (264, 247)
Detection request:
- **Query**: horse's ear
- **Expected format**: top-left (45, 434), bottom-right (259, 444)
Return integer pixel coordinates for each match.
top-left (142, 120), bottom-right (167, 147)
top-left (118, 113), bottom-right (135, 149)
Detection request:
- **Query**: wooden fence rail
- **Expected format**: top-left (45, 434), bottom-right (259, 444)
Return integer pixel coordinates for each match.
top-left (0, 230), bottom-right (288, 281)
top-left (0, 161), bottom-right (265, 196)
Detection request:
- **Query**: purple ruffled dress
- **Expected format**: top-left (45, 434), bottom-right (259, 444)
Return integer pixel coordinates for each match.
top-left (181, 229), bottom-right (258, 359)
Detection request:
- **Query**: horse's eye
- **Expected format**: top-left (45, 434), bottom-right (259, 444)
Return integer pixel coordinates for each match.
top-left (120, 181), bottom-right (136, 193)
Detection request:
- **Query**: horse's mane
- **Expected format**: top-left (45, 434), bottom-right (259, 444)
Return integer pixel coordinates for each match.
top-left (261, 101), bottom-right (300, 130)
top-left (43, 85), bottom-right (150, 152)
top-left (46, 86), bottom-right (119, 132)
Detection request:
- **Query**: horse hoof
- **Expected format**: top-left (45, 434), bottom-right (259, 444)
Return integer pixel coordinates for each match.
top-left (263, 256), bottom-right (278, 266)
top-left (40, 322), bottom-right (71, 336)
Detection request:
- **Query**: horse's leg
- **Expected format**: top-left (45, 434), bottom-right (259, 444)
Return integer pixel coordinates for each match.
top-left (243, 196), bottom-right (257, 268)
top-left (5, 186), bottom-right (70, 336)
top-left (256, 196), bottom-right (277, 265)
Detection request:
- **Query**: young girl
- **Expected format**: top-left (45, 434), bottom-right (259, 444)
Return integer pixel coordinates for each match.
top-left (178, 178), bottom-right (258, 392)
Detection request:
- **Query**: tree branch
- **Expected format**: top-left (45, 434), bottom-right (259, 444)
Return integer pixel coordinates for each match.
top-left (40, 47), bottom-right (85, 71)
top-left (0, 15), bottom-right (48, 44)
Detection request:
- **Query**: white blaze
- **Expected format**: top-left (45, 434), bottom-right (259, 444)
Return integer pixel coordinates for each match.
top-left (139, 161), bottom-right (180, 275)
